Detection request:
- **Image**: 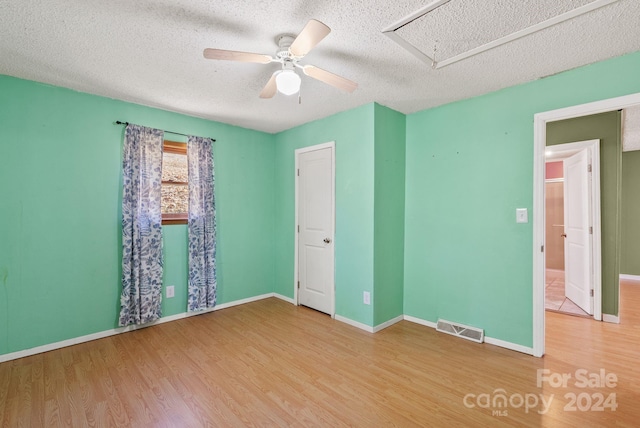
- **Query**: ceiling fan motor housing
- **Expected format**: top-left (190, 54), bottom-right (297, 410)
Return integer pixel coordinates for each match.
top-left (203, 20), bottom-right (357, 98)
top-left (275, 34), bottom-right (295, 59)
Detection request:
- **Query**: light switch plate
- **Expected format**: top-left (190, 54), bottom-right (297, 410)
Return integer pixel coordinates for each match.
top-left (516, 208), bottom-right (528, 223)
top-left (166, 285), bottom-right (175, 298)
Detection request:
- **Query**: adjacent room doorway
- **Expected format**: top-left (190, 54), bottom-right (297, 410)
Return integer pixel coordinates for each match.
top-left (544, 140), bottom-right (601, 318)
top-left (533, 92), bottom-right (640, 357)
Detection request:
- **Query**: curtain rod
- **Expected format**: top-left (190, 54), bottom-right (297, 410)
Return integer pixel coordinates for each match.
top-left (115, 121), bottom-right (216, 142)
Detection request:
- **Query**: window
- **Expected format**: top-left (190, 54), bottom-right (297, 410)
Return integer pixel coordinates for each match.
top-left (162, 140), bottom-right (188, 225)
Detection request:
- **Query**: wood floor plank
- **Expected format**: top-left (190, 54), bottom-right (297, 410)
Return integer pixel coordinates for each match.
top-left (1, 282), bottom-right (639, 426)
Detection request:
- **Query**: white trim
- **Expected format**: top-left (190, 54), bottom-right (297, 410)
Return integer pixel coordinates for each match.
top-left (382, 30), bottom-right (435, 67)
top-left (334, 314), bottom-right (374, 333)
top-left (382, 0), bottom-right (618, 69)
top-left (294, 141), bottom-right (336, 318)
top-left (537, 93), bottom-right (640, 124)
top-left (545, 178), bottom-right (564, 183)
top-left (381, 0), bottom-right (451, 33)
top-left (381, 0), bottom-right (451, 65)
top-left (533, 112), bottom-right (547, 358)
top-left (0, 293), bottom-right (275, 364)
top-left (435, 0), bottom-right (619, 69)
top-left (619, 274), bottom-right (640, 282)
top-left (403, 315), bottom-right (437, 329)
top-left (603, 314), bottom-right (620, 324)
top-left (484, 337), bottom-right (535, 356)
top-left (372, 315), bottom-right (404, 333)
top-left (403, 315), bottom-right (533, 355)
top-left (213, 293), bottom-right (275, 311)
top-left (1, 299), bottom-right (544, 363)
top-left (273, 293), bottom-right (296, 304)
top-left (294, 151), bottom-right (300, 307)
top-left (533, 91), bottom-right (640, 358)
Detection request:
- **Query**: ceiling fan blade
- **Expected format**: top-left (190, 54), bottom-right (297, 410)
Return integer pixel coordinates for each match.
top-left (302, 65), bottom-right (358, 93)
top-left (289, 19), bottom-right (331, 58)
top-left (203, 48), bottom-right (272, 64)
top-left (259, 73), bottom-right (278, 99)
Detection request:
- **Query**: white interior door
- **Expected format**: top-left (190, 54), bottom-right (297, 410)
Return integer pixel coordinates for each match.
top-left (563, 148), bottom-right (593, 314)
top-left (297, 146), bottom-right (334, 315)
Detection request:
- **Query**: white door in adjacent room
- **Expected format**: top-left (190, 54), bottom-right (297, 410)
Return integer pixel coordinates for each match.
top-left (563, 148), bottom-right (593, 315)
top-left (296, 144), bottom-right (335, 315)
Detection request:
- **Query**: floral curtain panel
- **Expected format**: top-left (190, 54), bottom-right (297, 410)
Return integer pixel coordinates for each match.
top-left (119, 124), bottom-right (164, 326)
top-left (187, 136), bottom-right (217, 311)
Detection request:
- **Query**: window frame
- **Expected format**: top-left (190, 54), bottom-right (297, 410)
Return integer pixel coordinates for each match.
top-left (161, 140), bottom-right (188, 225)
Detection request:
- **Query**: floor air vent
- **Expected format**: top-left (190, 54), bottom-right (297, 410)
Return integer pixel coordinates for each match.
top-left (436, 319), bottom-right (484, 343)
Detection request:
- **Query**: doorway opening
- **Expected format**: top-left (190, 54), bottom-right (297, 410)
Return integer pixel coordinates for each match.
top-left (533, 92), bottom-right (640, 357)
top-left (544, 140), bottom-right (601, 319)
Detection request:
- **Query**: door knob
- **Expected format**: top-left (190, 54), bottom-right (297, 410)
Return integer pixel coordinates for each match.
top-left (323, 238), bottom-right (331, 244)
top-left (561, 233), bottom-right (567, 238)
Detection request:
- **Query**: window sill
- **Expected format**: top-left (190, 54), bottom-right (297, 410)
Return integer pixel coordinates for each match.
top-left (162, 214), bottom-right (188, 225)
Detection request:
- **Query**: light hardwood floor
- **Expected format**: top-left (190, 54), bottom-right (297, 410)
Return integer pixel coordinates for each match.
top-left (1, 281), bottom-right (639, 427)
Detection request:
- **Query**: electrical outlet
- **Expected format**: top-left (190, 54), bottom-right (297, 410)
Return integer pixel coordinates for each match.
top-left (363, 291), bottom-right (370, 305)
top-left (166, 285), bottom-right (175, 298)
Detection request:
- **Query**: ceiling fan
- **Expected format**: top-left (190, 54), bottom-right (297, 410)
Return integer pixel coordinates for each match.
top-left (203, 19), bottom-right (358, 99)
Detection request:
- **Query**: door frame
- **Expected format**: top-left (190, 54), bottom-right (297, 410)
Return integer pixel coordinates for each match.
top-left (533, 92), bottom-right (640, 357)
top-left (545, 140), bottom-right (601, 318)
top-left (294, 141), bottom-right (336, 317)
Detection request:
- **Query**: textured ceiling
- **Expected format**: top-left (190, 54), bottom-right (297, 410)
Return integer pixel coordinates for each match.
top-left (395, 0), bottom-right (596, 63)
top-left (0, 0), bottom-right (638, 133)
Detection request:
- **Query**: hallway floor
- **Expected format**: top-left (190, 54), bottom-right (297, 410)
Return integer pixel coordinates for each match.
top-left (545, 269), bottom-right (590, 317)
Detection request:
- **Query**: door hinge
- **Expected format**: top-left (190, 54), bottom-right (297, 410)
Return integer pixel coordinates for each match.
top-left (590, 289), bottom-right (594, 297)
top-left (297, 281), bottom-right (300, 289)
top-left (297, 169), bottom-right (300, 176)
top-left (588, 164), bottom-right (592, 173)
top-left (541, 245), bottom-right (544, 252)
top-left (297, 225), bottom-right (299, 233)
top-left (589, 226), bottom-right (593, 234)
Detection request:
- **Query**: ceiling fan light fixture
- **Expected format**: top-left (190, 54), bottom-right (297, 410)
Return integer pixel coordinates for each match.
top-left (275, 70), bottom-right (301, 95)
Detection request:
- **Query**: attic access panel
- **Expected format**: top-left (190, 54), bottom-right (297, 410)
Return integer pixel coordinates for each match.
top-left (382, 0), bottom-right (619, 69)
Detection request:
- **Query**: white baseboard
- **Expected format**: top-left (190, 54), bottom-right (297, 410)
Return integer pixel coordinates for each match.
top-left (403, 315), bottom-right (437, 329)
top-left (484, 337), bottom-right (535, 355)
top-left (372, 315), bottom-right (404, 333)
top-left (334, 314), bottom-right (403, 333)
top-left (214, 293), bottom-right (274, 311)
top-left (403, 315), bottom-right (534, 356)
top-left (0, 293), bottom-right (275, 364)
top-left (273, 293), bottom-right (296, 304)
top-left (619, 274), bottom-right (640, 282)
top-left (2, 295), bottom-right (538, 363)
top-left (0, 324), bottom-right (144, 364)
top-left (602, 314), bottom-right (620, 324)
top-left (334, 315), bottom-right (374, 333)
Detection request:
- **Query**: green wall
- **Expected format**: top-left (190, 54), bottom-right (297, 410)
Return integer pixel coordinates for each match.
top-left (621, 150), bottom-right (640, 275)
top-left (162, 224), bottom-right (189, 315)
top-left (272, 103), bottom-right (407, 328)
top-left (547, 111), bottom-right (622, 316)
top-left (373, 104), bottom-right (406, 325)
top-left (404, 51), bottom-right (640, 347)
top-left (3, 48), bottom-right (640, 357)
top-left (273, 104), bottom-right (376, 326)
top-left (0, 75), bottom-right (275, 356)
